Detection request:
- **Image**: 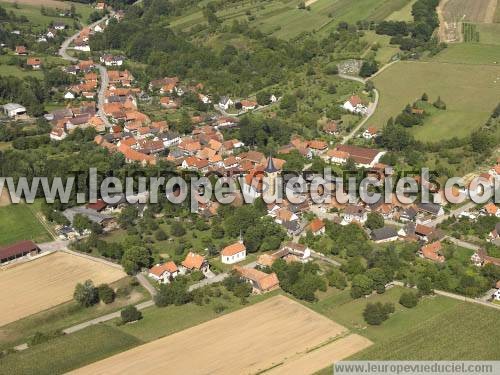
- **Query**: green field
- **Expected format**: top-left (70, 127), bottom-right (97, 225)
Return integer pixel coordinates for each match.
top-left (386, 0), bottom-right (415, 21)
top-left (0, 64), bottom-right (43, 78)
top-left (431, 42), bottom-right (500, 65)
top-left (0, 1), bottom-right (93, 30)
top-left (0, 203), bottom-right (51, 246)
top-left (370, 61), bottom-right (500, 141)
top-left (171, 0), bottom-right (417, 40)
top-left (354, 302), bottom-right (500, 360)
top-left (362, 31), bottom-right (399, 63)
top-left (476, 23), bottom-right (500, 45)
top-left (0, 325), bottom-right (142, 375)
top-left (313, 287), bottom-right (500, 374)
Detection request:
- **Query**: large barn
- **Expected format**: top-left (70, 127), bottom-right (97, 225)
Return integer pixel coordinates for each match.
top-left (0, 240), bottom-right (40, 264)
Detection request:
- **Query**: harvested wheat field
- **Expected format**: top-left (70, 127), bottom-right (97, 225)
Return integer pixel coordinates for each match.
top-left (268, 333), bottom-right (373, 375)
top-left (73, 295), bottom-right (371, 375)
top-left (0, 252), bottom-right (125, 327)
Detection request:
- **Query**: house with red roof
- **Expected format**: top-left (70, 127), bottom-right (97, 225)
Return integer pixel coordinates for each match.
top-left (148, 261), bottom-right (179, 284)
top-left (419, 241), bottom-right (445, 263)
top-left (309, 218), bottom-right (325, 236)
top-left (181, 252), bottom-right (209, 273)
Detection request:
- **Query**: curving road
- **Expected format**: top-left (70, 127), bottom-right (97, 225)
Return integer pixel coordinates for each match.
top-left (58, 16), bottom-right (112, 129)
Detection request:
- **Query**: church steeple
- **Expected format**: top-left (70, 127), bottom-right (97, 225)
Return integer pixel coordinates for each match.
top-left (265, 154), bottom-right (278, 174)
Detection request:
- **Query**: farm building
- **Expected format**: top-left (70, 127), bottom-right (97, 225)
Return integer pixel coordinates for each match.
top-left (0, 240), bottom-right (40, 264)
top-left (3, 103), bottom-right (27, 119)
top-left (235, 266), bottom-right (280, 294)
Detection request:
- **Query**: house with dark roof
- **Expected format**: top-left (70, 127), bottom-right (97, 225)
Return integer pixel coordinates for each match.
top-left (370, 226), bottom-right (399, 243)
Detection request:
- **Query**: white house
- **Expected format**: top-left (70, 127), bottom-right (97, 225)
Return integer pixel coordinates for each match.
top-left (148, 261), bottom-right (179, 284)
top-left (270, 94), bottom-right (278, 103)
top-left (221, 241), bottom-right (246, 264)
top-left (342, 205), bottom-right (367, 225)
top-left (50, 127), bottom-right (68, 141)
top-left (218, 96), bottom-right (233, 111)
top-left (342, 95), bottom-right (368, 115)
top-left (3, 103), bottom-right (27, 118)
top-left (64, 91), bottom-right (76, 100)
top-left (94, 24), bottom-right (104, 33)
top-left (493, 288), bottom-right (500, 301)
top-left (362, 127), bottom-right (378, 139)
top-left (74, 43), bottom-right (91, 52)
top-left (101, 55), bottom-right (124, 66)
top-left (199, 94), bottom-right (211, 104)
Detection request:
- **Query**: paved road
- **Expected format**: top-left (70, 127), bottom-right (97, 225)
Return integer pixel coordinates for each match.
top-left (445, 236), bottom-right (481, 251)
top-left (391, 281), bottom-right (500, 311)
top-left (38, 240), bottom-right (69, 252)
top-left (428, 201), bottom-right (477, 227)
top-left (58, 17), bottom-right (109, 62)
top-left (58, 15), bottom-right (112, 129)
top-left (338, 74), bottom-right (379, 145)
top-left (136, 272), bottom-right (157, 297)
top-left (96, 64), bottom-right (112, 128)
top-left (63, 300), bottom-right (155, 334)
top-left (311, 252), bottom-right (341, 267)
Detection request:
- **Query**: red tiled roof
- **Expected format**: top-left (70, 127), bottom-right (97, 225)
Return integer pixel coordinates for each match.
top-left (0, 240), bottom-right (38, 260)
top-left (221, 242), bottom-right (246, 256)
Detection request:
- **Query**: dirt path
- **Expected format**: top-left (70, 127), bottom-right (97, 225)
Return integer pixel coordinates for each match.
top-left (305, 0), bottom-right (319, 6)
top-left (484, 0), bottom-right (498, 23)
top-left (0, 188), bottom-right (11, 207)
top-left (437, 0), bottom-right (462, 43)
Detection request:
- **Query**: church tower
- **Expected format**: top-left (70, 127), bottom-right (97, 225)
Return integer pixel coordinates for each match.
top-left (264, 155), bottom-right (279, 197)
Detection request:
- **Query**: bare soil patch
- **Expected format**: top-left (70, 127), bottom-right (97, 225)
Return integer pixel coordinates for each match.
top-left (0, 252), bottom-right (125, 327)
top-left (71, 296), bottom-right (365, 375)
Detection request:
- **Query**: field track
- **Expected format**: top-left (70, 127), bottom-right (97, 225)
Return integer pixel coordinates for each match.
top-left (0, 252), bottom-right (125, 327)
top-left (72, 295), bottom-right (371, 375)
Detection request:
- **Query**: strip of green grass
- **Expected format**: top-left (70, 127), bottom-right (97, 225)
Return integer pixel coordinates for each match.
top-left (0, 325), bottom-right (142, 375)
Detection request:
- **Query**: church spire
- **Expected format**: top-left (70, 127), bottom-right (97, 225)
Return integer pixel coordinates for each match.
top-left (265, 154), bottom-right (278, 173)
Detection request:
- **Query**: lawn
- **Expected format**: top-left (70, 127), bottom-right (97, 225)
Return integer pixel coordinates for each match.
top-left (385, 0), bottom-right (416, 21)
top-left (0, 203), bottom-right (51, 246)
top-left (476, 23), bottom-right (500, 45)
top-left (0, 325), bottom-right (142, 375)
top-left (0, 64), bottom-right (44, 78)
top-left (170, 0), bottom-right (417, 40)
top-left (361, 31), bottom-right (399, 63)
top-left (0, 1), bottom-right (93, 30)
top-left (431, 42), bottom-right (500, 65)
top-left (370, 60), bottom-right (500, 141)
top-left (306, 287), bottom-right (459, 342)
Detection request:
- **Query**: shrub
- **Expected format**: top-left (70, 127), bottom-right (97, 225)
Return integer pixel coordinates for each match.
top-left (121, 305), bottom-right (142, 323)
top-left (116, 285), bottom-right (132, 299)
top-left (213, 303), bottom-right (226, 313)
top-left (154, 229), bottom-right (168, 241)
top-left (363, 302), bottom-right (394, 325)
top-left (98, 284), bottom-right (115, 304)
top-left (399, 291), bottom-right (419, 308)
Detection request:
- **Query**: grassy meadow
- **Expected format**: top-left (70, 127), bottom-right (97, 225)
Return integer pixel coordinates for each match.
top-left (170, 0), bottom-right (415, 40)
top-left (313, 287), bottom-right (500, 374)
top-left (0, 1), bottom-right (93, 30)
top-left (0, 325), bottom-right (142, 375)
top-left (370, 61), bottom-right (500, 141)
top-left (0, 203), bottom-right (51, 246)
